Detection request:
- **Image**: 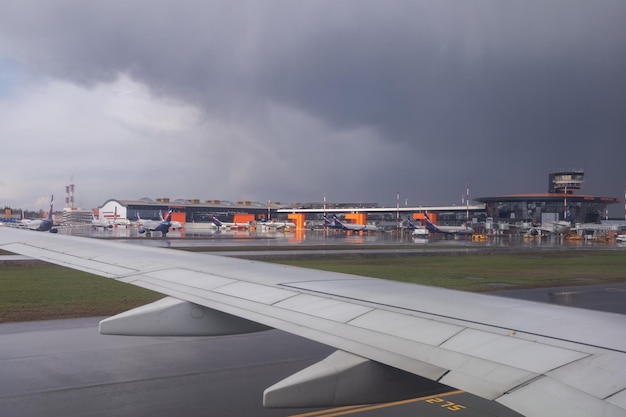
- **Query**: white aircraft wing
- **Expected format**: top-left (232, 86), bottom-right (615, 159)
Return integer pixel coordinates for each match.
top-left (0, 227), bottom-right (624, 417)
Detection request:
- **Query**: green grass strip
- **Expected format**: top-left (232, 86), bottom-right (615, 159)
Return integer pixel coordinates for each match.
top-left (270, 250), bottom-right (626, 291)
top-left (1, 250), bottom-right (625, 322)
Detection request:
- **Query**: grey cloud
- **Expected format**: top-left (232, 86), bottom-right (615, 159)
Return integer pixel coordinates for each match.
top-left (0, 0), bottom-right (625, 211)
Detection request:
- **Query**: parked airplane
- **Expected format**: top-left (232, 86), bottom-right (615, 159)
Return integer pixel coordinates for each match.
top-left (527, 221), bottom-right (571, 236)
top-left (0, 227), bottom-right (623, 417)
top-left (159, 211), bottom-right (182, 230)
top-left (424, 212), bottom-right (473, 235)
top-left (135, 212), bottom-right (154, 229)
top-left (322, 215), bottom-right (336, 229)
top-left (92, 206), bottom-right (120, 229)
top-left (329, 214), bottom-right (378, 232)
top-left (91, 212), bottom-right (113, 229)
top-left (136, 211), bottom-right (176, 230)
top-left (19, 195), bottom-right (58, 233)
top-left (256, 220), bottom-right (296, 230)
top-left (522, 208), bottom-right (572, 236)
top-left (95, 206), bottom-right (131, 228)
top-left (210, 215), bottom-right (249, 230)
top-left (138, 210), bottom-right (172, 237)
top-left (406, 218), bottom-right (428, 237)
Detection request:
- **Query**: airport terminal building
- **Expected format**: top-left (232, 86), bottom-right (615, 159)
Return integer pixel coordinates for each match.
top-left (476, 171), bottom-right (620, 225)
top-left (92, 171), bottom-right (619, 231)
top-left (95, 197), bottom-right (486, 230)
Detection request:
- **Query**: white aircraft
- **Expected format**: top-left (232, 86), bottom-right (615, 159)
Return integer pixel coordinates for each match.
top-left (324, 215), bottom-right (379, 232)
top-left (527, 221), bottom-right (571, 236)
top-left (256, 220), bottom-right (296, 230)
top-left (424, 212), bottom-right (474, 235)
top-left (136, 211), bottom-right (176, 230)
top-left (135, 212), bottom-right (154, 229)
top-left (91, 212), bottom-right (113, 229)
top-left (210, 215), bottom-right (249, 230)
top-left (406, 218), bottom-right (429, 237)
top-left (18, 195), bottom-right (58, 233)
top-left (138, 210), bottom-right (173, 237)
top-left (158, 211), bottom-right (182, 230)
top-left (0, 228), bottom-right (624, 417)
top-left (92, 206), bottom-right (120, 229)
top-left (96, 206), bottom-right (130, 228)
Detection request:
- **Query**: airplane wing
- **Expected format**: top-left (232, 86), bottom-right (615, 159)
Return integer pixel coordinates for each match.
top-left (0, 227), bottom-right (624, 417)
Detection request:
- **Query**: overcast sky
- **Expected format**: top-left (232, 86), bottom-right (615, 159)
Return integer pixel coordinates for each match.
top-left (1, 1), bottom-right (625, 215)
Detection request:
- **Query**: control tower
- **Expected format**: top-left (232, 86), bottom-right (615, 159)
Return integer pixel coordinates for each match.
top-left (548, 170), bottom-right (584, 194)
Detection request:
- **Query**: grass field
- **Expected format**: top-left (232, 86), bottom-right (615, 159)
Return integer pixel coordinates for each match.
top-left (272, 250), bottom-right (626, 291)
top-left (0, 262), bottom-right (162, 322)
top-left (1, 249), bottom-right (625, 322)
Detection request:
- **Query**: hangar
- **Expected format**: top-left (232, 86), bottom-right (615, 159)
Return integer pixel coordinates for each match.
top-left (96, 197), bottom-right (282, 227)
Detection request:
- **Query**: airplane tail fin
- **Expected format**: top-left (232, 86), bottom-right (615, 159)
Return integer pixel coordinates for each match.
top-left (46, 195), bottom-right (54, 221)
top-left (164, 210), bottom-right (172, 223)
top-left (423, 212), bottom-right (439, 233)
top-left (211, 215), bottom-right (223, 227)
top-left (565, 203), bottom-right (572, 223)
top-left (332, 215), bottom-right (345, 227)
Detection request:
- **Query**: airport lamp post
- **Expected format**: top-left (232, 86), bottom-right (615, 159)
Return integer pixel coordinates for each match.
top-left (396, 192), bottom-right (400, 235)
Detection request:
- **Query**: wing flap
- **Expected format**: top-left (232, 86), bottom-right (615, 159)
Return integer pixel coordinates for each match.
top-left (546, 351), bottom-right (626, 400)
top-left (275, 294), bottom-right (373, 322)
top-left (497, 376), bottom-right (626, 417)
top-left (608, 389), bottom-right (626, 409)
top-left (441, 328), bottom-right (589, 374)
top-left (439, 357), bottom-right (536, 400)
top-left (349, 309), bottom-right (464, 345)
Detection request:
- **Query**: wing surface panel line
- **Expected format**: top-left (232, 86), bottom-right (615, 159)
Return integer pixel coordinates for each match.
top-left (281, 283), bottom-right (626, 354)
top-left (127, 276), bottom-right (571, 399)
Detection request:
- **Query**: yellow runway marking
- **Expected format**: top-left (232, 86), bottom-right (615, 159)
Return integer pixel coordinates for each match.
top-left (289, 390), bottom-right (465, 417)
top-left (288, 405), bottom-right (370, 417)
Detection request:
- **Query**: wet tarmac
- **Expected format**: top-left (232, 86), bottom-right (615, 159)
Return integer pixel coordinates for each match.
top-left (0, 318), bottom-right (526, 417)
top-left (61, 224), bottom-right (626, 252)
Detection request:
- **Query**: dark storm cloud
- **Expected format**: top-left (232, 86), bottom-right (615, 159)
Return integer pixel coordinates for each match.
top-left (0, 0), bottom-right (625, 209)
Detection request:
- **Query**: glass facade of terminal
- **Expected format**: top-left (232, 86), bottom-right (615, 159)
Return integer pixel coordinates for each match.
top-left (124, 203), bottom-right (274, 223)
top-left (481, 197), bottom-right (612, 224)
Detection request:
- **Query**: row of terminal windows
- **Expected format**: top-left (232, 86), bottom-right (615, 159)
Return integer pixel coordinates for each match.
top-left (489, 201), bottom-right (604, 224)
